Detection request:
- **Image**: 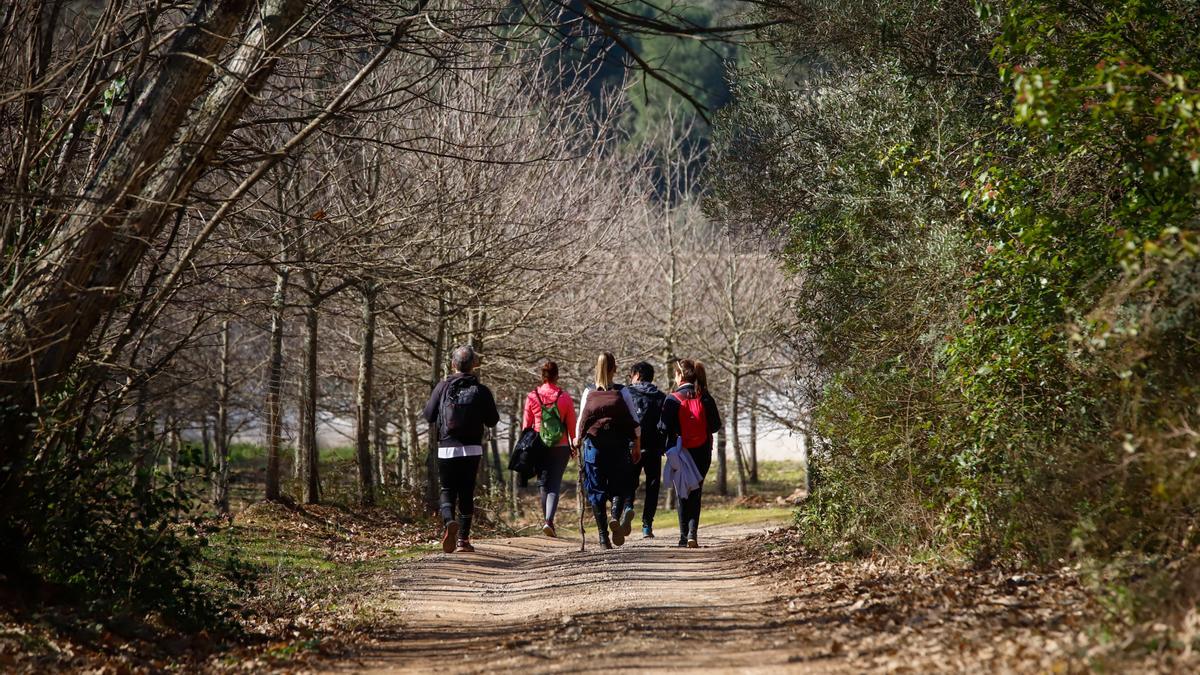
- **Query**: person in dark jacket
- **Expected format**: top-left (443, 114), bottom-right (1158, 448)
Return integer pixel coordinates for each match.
top-left (575, 352), bottom-right (641, 548)
top-left (423, 345), bottom-right (500, 553)
top-left (624, 361), bottom-right (667, 538)
top-left (658, 358), bottom-right (722, 548)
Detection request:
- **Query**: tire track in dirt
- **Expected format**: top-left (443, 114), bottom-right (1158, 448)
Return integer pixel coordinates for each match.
top-left (332, 520), bottom-right (834, 674)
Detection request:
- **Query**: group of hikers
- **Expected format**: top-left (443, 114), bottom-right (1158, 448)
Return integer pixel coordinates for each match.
top-left (423, 345), bottom-right (721, 553)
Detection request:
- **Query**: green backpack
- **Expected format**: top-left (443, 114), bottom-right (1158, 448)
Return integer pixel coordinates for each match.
top-left (537, 392), bottom-right (566, 447)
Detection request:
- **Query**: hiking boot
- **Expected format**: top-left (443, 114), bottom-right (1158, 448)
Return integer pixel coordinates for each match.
top-left (441, 520), bottom-right (459, 554)
top-left (455, 539), bottom-right (475, 553)
top-left (686, 531), bottom-right (699, 548)
top-left (677, 538), bottom-right (688, 548)
top-left (620, 507), bottom-right (635, 537)
top-left (642, 526), bottom-right (654, 539)
top-left (593, 504), bottom-right (612, 549)
top-left (609, 518), bottom-right (624, 547)
top-left (542, 521), bottom-right (557, 538)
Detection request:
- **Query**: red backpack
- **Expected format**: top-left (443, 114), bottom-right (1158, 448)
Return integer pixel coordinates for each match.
top-left (672, 392), bottom-right (708, 449)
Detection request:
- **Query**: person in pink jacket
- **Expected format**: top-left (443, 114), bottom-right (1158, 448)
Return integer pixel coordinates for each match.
top-left (523, 360), bottom-right (577, 537)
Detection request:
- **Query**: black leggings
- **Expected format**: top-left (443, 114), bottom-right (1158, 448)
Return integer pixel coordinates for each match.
top-left (678, 444), bottom-right (712, 538)
top-left (438, 455), bottom-right (481, 536)
top-left (628, 451), bottom-right (663, 528)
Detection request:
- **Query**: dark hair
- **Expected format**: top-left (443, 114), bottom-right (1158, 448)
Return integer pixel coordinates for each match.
top-left (540, 360), bottom-right (559, 384)
top-left (629, 361), bottom-right (654, 383)
top-left (676, 358), bottom-right (701, 395)
top-left (694, 361), bottom-right (709, 395)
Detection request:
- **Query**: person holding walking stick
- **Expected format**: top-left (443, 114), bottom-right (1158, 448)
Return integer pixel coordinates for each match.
top-left (575, 352), bottom-right (641, 549)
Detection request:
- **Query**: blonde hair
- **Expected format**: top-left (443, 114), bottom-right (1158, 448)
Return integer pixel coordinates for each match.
top-left (593, 352), bottom-right (617, 390)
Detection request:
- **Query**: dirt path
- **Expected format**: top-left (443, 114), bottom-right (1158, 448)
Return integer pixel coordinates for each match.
top-left (322, 515), bottom-right (1105, 674)
top-left (331, 519), bottom-right (821, 674)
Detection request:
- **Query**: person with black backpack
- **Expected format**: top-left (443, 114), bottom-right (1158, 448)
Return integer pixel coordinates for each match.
top-left (624, 361), bottom-right (667, 538)
top-left (422, 345), bottom-right (500, 554)
top-left (658, 358), bottom-right (722, 548)
top-left (522, 360), bottom-right (577, 538)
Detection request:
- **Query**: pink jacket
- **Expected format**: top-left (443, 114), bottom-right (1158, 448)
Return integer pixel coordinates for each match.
top-left (523, 383), bottom-right (577, 447)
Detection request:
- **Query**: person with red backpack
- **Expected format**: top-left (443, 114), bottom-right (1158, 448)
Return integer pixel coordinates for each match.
top-left (522, 360), bottom-right (577, 538)
top-left (657, 359), bottom-right (722, 548)
top-left (422, 345), bottom-right (500, 554)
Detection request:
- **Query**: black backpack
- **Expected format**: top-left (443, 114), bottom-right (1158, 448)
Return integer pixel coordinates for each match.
top-left (439, 377), bottom-right (480, 439)
top-left (628, 385), bottom-right (666, 450)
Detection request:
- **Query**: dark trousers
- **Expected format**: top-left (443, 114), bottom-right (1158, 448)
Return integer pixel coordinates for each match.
top-left (627, 451), bottom-right (663, 528)
top-left (678, 444), bottom-right (712, 539)
top-left (438, 455), bottom-right (481, 538)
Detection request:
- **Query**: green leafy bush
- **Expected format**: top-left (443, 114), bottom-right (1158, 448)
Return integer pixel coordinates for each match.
top-left (713, 0), bottom-right (1200, 588)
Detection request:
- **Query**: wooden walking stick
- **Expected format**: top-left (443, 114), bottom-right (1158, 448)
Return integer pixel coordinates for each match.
top-left (577, 459), bottom-right (586, 552)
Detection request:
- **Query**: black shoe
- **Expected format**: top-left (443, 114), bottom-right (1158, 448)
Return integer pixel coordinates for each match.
top-left (677, 538), bottom-right (687, 547)
top-left (642, 526), bottom-right (654, 539)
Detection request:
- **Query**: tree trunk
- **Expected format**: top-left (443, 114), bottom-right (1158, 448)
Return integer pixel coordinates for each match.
top-left (201, 414), bottom-right (212, 475)
top-left (374, 402), bottom-right (389, 487)
top-left (168, 417), bottom-right (184, 501)
top-left (730, 371), bottom-right (747, 498)
top-left (749, 394), bottom-right (759, 484)
top-left (508, 401), bottom-right (521, 518)
top-left (132, 378), bottom-right (152, 494)
top-left (490, 424), bottom-right (503, 493)
top-left (212, 320), bottom-right (232, 515)
top-left (355, 286), bottom-right (376, 506)
top-left (300, 296), bottom-right (321, 505)
top-left (424, 298), bottom-right (446, 511)
top-left (265, 266), bottom-right (288, 501)
top-left (716, 427), bottom-right (728, 497)
top-left (403, 385), bottom-right (419, 489)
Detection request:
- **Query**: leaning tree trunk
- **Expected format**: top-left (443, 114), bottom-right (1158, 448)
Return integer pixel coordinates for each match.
top-left (0, 0), bottom-right (302, 496)
top-left (212, 320), bottom-right (232, 515)
top-left (354, 286), bottom-right (376, 506)
top-left (265, 266), bottom-right (288, 501)
top-left (424, 298), bottom-right (446, 511)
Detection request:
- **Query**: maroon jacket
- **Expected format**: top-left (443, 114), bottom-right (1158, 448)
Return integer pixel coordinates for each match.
top-left (578, 388), bottom-right (637, 442)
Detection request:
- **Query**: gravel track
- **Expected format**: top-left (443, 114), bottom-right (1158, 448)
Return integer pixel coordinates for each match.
top-left (332, 519), bottom-right (822, 674)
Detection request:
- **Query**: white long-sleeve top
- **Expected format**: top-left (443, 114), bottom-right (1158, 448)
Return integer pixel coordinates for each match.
top-left (575, 385), bottom-right (642, 441)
